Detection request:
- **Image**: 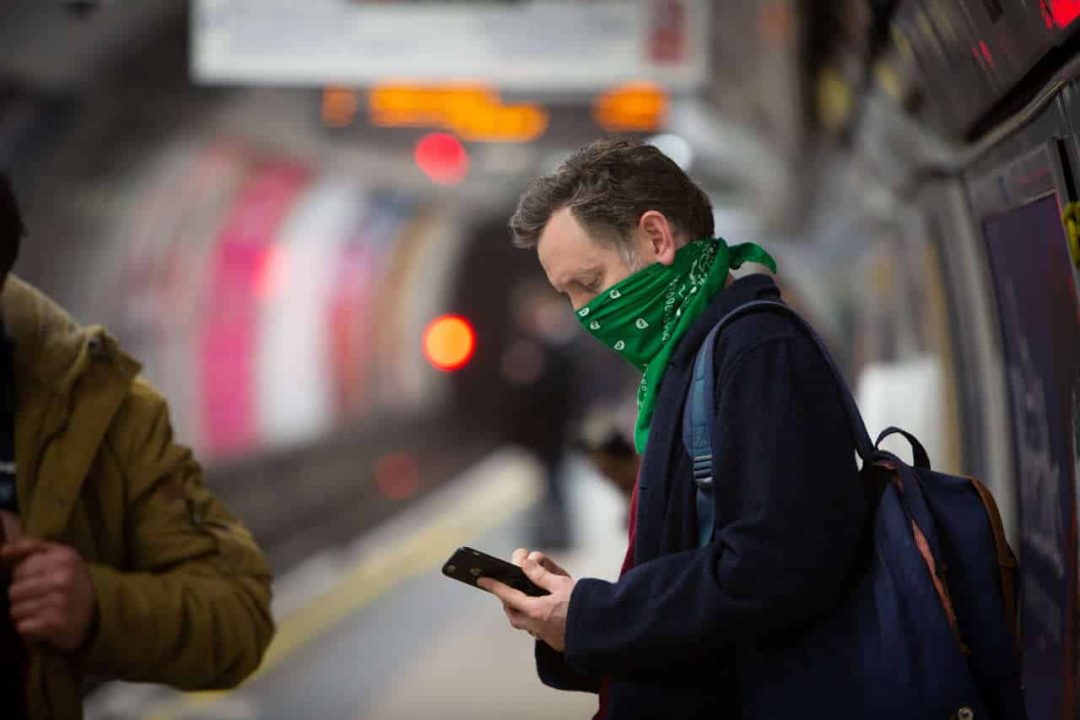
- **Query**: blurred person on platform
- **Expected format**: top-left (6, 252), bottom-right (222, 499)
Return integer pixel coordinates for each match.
top-left (576, 401), bottom-right (639, 503)
top-left (501, 280), bottom-right (579, 550)
top-left (479, 139), bottom-right (865, 719)
top-left (0, 173), bottom-right (274, 720)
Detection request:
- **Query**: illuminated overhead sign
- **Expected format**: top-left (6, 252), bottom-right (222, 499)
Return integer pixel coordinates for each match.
top-left (193, 0), bottom-right (709, 92)
top-left (368, 84), bottom-right (548, 142)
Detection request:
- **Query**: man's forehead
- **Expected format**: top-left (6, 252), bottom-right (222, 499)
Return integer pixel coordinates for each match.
top-left (538, 209), bottom-right (585, 254)
top-left (537, 209), bottom-right (605, 286)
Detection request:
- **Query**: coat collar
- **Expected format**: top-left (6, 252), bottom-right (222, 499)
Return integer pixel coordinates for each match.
top-left (669, 273), bottom-right (781, 370)
top-left (2, 276), bottom-right (140, 536)
top-left (1, 276), bottom-right (139, 397)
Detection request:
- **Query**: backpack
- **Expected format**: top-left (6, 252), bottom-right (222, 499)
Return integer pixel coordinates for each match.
top-left (683, 299), bottom-right (1025, 720)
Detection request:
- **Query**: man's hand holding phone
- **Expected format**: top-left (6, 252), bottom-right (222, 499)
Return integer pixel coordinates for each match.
top-left (478, 548), bottom-right (577, 652)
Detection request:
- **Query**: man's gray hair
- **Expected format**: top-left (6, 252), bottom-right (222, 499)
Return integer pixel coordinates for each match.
top-left (508, 138), bottom-right (714, 258)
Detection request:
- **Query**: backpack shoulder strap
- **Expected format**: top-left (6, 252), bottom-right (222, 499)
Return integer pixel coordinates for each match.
top-left (683, 320), bottom-right (723, 548)
top-left (683, 300), bottom-right (875, 547)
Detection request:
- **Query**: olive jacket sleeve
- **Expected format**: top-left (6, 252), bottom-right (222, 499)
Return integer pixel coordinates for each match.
top-left (82, 379), bottom-right (275, 690)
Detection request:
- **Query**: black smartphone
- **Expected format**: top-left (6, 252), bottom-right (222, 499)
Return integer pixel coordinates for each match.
top-left (442, 546), bottom-right (549, 597)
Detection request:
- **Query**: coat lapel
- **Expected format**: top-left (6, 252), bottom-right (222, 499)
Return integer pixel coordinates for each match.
top-left (632, 274), bottom-right (782, 562)
top-left (635, 360), bottom-right (691, 561)
top-left (3, 278), bottom-right (140, 538)
top-left (13, 375), bottom-right (57, 526)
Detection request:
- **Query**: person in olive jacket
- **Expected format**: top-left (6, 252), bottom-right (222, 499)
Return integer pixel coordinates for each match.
top-left (0, 173), bottom-right (274, 719)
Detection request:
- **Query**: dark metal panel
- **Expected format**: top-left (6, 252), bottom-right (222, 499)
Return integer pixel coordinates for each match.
top-left (1057, 79), bottom-right (1080, 293)
top-left (892, 1), bottom-right (998, 135)
top-left (890, 0), bottom-right (1076, 137)
top-left (967, 95), bottom-right (1073, 215)
top-left (967, 138), bottom-right (1070, 215)
top-left (1056, 78), bottom-right (1080, 194)
top-left (963, 0), bottom-right (1054, 91)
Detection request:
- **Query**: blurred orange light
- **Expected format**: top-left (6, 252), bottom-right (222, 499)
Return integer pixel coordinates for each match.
top-left (594, 82), bottom-right (669, 133)
top-left (370, 83), bottom-right (549, 143)
top-left (452, 104), bottom-right (549, 143)
top-left (322, 87), bottom-right (360, 128)
top-left (423, 315), bottom-right (476, 371)
top-left (370, 84), bottom-right (495, 128)
top-left (415, 132), bottom-right (469, 185)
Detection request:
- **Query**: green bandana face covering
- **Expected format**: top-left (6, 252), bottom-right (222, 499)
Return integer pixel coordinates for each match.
top-left (576, 237), bottom-right (777, 453)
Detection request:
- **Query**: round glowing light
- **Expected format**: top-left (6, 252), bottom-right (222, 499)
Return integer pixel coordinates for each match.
top-left (414, 132), bottom-right (469, 185)
top-left (423, 315), bottom-right (476, 371)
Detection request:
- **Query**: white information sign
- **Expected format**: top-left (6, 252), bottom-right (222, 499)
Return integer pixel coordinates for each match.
top-left (192, 0), bottom-right (709, 91)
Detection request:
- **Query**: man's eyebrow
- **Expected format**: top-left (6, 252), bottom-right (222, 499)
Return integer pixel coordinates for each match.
top-left (549, 264), bottom-right (601, 295)
top-left (564, 266), bottom-right (601, 288)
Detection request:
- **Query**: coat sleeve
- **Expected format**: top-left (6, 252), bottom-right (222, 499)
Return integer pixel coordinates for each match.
top-left (535, 639), bottom-right (601, 693)
top-left (561, 335), bottom-right (866, 682)
top-left (82, 379), bottom-right (274, 690)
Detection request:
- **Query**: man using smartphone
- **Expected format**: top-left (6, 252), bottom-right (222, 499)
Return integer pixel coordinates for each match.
top-left (0, 173), bottom-right (274, 719)
top-left (480, 139), bottom-right (865, 719)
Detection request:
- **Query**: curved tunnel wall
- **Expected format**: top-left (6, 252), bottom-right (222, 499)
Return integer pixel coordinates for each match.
top-left (27, 126), bottom-right (516, 464)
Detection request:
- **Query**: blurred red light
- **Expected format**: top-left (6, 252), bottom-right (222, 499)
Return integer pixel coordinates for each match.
top-left (414, 132), bottom-right (469, 185)
top-left (1050, 0), bottom-right (1080, 28)
top-left (375, 452), bottom-right (420, 500)
top-left (423, 315), bottom-right (476, 371)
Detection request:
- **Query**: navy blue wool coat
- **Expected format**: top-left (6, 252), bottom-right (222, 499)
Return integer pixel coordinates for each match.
top-left (537, 274), bottom-right (868, 719)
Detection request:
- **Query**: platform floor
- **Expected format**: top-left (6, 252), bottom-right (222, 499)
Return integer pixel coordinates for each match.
top-left (85, 449), bottom-right (629, 720)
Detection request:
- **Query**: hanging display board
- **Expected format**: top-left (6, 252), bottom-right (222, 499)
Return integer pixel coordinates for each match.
top-left (192, 0), bottom-right (709, 92)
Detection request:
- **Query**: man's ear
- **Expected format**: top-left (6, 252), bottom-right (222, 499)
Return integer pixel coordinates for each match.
top-left (638, 211), bottom-right (678, 266)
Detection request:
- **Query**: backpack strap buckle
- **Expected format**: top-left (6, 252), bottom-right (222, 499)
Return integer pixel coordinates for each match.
top-left (691, 454), bottom-right (714, 490)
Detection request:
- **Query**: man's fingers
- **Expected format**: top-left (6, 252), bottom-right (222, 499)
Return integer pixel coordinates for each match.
top-left (11, 551), bottom-right (57, 582)
top-left (522, 556), bottom-right (566, 591)
top-left (502, 602), bottom-right (542, 639)
top-left (1, 538), bottom-right (50, 565)
top-left (510, 548), bottom-right (530, 567)
top-left (8, 575), bottom-right (55, 604)
top-left (15, 616), bottom-right (52, 642)
top-left (477, 577), bottom-right (531, 610)
top-left (528, 551), bottom-right (569, 577)
top-left (10, 595), bottom-right (55, 622)
top-left (501, 603), bottom-right (530, 630)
